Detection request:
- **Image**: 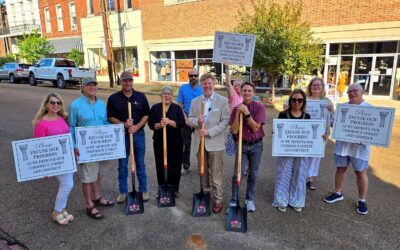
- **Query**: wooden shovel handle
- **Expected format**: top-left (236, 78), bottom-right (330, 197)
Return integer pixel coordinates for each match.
top-left (128, 102), bottom-right (135, 174)
top-left (200, 102), bottom-right (205, 176)
top-left (162, 96), bottom-right (167, 170)
top-left (237, 112), bottom-right (243, 186)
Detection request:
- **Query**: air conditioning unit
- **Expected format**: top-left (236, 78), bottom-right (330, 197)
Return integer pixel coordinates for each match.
top-left (71, 24), bottom-right (77, 30)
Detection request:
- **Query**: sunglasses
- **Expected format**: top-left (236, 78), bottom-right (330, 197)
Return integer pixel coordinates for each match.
top-left (189, 75), bottom-right (198, 78)
top-left (291, 98), bottom-right (304, 103)
top-left (49, 101), bottom-right (62, 105)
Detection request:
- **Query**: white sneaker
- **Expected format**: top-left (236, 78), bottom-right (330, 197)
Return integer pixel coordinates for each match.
top-left (277, 206), bottom-right (287, 213)
top-left (116, 194), bottom-right (126, 204)
top-left (245, 200), bottom-right (255, 212)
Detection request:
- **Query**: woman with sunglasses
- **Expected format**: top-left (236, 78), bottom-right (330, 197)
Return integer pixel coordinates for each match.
top-left (33, 93), bottom-right (74, 225)
top-left (305, 77), bottom-right (333, 190)
top-left (272, 89), bottom-right (310, 213)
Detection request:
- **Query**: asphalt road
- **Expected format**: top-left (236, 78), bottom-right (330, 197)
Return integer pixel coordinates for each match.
top-left (0, 82), bottom-right (399, 250)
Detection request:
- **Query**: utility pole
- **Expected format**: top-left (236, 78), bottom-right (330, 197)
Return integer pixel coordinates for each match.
top-left (100, 0), bottom-right (115, 87)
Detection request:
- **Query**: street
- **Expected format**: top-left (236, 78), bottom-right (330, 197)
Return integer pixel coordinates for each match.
top-left (0, 82), bottom-right (400, 250)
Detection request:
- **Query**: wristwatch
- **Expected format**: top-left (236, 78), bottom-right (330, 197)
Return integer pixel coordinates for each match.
top-left (245, 114), bottom-right (251, 119)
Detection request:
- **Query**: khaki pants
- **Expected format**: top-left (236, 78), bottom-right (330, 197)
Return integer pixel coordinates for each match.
top-left (197, 149), bottom-right (224, 203)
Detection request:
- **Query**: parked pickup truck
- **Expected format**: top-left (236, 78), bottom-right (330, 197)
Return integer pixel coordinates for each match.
top-left (29, 58), bottom-right (96, 89)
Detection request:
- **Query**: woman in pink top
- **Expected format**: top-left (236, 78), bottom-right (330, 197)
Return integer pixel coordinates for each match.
top-left (225, 63), bottom-right (244, 110)
top-left (33, 93), bottom-right (74, 225)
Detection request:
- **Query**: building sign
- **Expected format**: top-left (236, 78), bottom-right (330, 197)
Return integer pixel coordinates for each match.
top-left (12, 134), bottom-right (77, 182)
top-left (272, 119), bottom-right (326, 157)
top-left (306, 100), bottom-right (330, 120)
top-left (212, 31), bottom-right (256, 67)
top-left (332, 104), bottom-right (395, 147)
top-left (75, 124), bottom-right (126, 163)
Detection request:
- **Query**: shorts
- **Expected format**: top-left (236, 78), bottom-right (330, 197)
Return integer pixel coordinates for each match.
top-left (80, 162), bottom-right (100, 183)
top-left (334, 154), bottom-right (369, 172)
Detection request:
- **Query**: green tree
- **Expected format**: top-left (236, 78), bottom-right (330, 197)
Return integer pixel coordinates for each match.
top-left (235, 0), bottom-right (324, 100)
top-left (67, 48), bottom-right (84, 67)
top-left (0, 54), bottom-right (15, 67)
top-left (16, 29), bottom-right (54, 63)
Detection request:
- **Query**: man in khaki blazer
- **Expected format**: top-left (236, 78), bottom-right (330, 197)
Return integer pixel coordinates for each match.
top-left (188, 73), bottom-right (230, 213)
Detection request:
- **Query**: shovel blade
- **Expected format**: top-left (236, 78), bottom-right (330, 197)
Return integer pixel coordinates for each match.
top-left (157, 185), bottom-right (175, 208)
top-left (192, 191), bottom-right (211, 217)
top-left (124, 190), bottom-right (144, 215)
top-left (226, 205), bottom-right (247, 233)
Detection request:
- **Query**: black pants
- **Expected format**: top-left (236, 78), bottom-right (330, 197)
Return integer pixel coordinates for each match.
top-left (181, 125), bottom-right (193, 170)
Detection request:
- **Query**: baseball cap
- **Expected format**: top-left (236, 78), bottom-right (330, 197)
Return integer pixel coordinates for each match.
top-left (82, 78), bottom-right (98, 85)
top-left (120, 71), bottom-right (133, 81)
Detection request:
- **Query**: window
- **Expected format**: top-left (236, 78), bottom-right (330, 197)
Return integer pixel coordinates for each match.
top-left (150, 51), bottom-right (172, 81)
top-left (30, 0), bottom-right (36, 25)
top-left (375, 42), bottom-right (397, 53)
top-left (355, 43), bottom-right (374, 54)
top-left (107, 0), bottom-right (115, 11)
top-left (56, 5), bottom-right (64, 31)
top-left (69, 2), bottom-right (77, 30)
top-left (19, 2), bottom-right (25, 24)
top-left (341, 43), bottom-right (354, 54)
top-left (44, 8), bottom-right (51, 33)
top-left (87, 0), bottom-right (94, 15)
top-left (329, 43), bottom-right (339, 55)
top-left (126, 0), bottom-right (133, 9)
top-left (10, 4), bottom-right (16, 24)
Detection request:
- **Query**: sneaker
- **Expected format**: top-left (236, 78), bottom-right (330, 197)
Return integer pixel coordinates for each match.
top-left (181, 169), bottom-right (190, 175)
top-left (116, 194), bottom-right (126, 204)
top-left (245, 200), bottom-right (255, 212)
top-left (277, 206), bottom-right (287, 213)
top-left (293, 207), bottom-right (302, 212)
top-left (142, 192), bottom-right (149, 202)
top-left (324, 192), bottom-right (344, 203)
top-left (356, 201), bottom-right (368, 215)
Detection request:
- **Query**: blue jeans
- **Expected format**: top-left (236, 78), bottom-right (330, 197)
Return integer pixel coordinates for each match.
top-left (118, 130), bottom-right (147, 193)
top-left (230, 140), bottom-right (263, 204)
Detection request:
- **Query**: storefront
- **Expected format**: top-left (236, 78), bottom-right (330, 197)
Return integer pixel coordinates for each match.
top-left (324, 41), bottom-right (400, 98)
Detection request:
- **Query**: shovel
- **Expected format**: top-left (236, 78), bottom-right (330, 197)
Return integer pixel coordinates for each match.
top-left (192, 102), bottom-right (211, 217)
top-left (158, 96), bottom-right (175, 208)
top-left (124, 101), bottom-right (144, 215)
top-left (226, 112), bottom-right (247, 232)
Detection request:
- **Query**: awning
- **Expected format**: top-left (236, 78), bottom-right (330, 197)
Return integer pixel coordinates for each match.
top-left (49, 37), bottom-right (83, 54)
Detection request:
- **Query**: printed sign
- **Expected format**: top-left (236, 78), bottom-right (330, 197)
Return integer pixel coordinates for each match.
top-left (12, 134), bottom-right (77, 182)
top-left (332, 104), bottom-right (395, 147)
top-left (272, 119), bottom-right (326, 157)
top-left (306, 100), bottom-right (330, 120)
top-left (75, 124), bottom-right (126, 163)
top-left (212, 31), bottom-right (256, 67)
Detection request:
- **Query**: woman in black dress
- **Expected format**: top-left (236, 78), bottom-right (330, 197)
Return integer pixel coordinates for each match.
top-left (148, 85), bottom-right (185, 197)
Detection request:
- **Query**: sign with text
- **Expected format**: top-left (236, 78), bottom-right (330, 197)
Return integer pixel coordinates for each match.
top-left (212, 31), bottom-right (256, 67)
top-left (272, 119), bottom-right (326, 157)
top-left (306, 100), bottom-right (330, 120)
top-left (12, 134), bottom-right (77, 182)
top-left (332, 104), bottom-right (395, 147)
top-left (75, 124), bottom-right (126, 163)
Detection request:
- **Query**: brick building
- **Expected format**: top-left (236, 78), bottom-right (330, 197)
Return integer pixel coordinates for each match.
top-left (0, 3), bottom-right (11, 56)
top-left (38, 0), bottom-right (86, 58)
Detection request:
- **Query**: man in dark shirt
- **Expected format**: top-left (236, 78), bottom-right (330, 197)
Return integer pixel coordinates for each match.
top-left (107, 71), bottom-right (150, 203)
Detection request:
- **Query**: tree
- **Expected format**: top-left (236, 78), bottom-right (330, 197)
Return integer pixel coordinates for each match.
top-left (67, 48), bottom-right (84, 67)
top-left (16, 29), bottom-right (54, 63)
top-left (235, 0), bottom-right (324, 100)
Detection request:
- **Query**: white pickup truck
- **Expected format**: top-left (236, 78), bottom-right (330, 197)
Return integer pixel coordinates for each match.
top-left (29, 58), bottom-right (96, 89)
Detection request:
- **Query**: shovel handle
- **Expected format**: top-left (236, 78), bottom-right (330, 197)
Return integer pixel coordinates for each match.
top-left (162, 96), bottom-right (167, 170)
top-left (200, 102), bottom-right (205, 176)
top-left (237, 112), bottom-right (243, 186)
top-left (128, 101), bottom-right (135, 174)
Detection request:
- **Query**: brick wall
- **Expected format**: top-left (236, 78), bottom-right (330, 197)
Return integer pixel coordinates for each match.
top-left (141, 0), bottom-right (400, 40)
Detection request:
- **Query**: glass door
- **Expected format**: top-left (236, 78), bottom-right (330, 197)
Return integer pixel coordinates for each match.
top-left (372, 56), bottom-right (394, 96)
top-left (353, 57), bottom-right (373, 93)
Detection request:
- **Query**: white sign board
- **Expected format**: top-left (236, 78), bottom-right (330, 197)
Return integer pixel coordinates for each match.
top-left (332, 104), bottom-right (395, 147)
top-left (212, 31), bottom-right (256, 67)
top-left (306, 100), bottom-right (330, 120)
top-left (12, 134), bottom-right (77, 182)
top-left (272, 119), bottom-right (326, 157)
top-left (75, 124), bottom-right (126, 163)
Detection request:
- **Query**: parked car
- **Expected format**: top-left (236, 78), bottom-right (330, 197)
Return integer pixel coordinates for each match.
top-left (29, 58), bottom-right (96, 89)
top-left (0, 62), bottom-right (31, 83)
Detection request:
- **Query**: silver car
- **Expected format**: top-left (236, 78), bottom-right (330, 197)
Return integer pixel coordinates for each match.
top-left (0, 62), bottom-right (31, 83)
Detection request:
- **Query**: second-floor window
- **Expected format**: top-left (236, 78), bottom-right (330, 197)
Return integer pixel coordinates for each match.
top-left (107, 0), bottom-right (115, 11)
top-left (56, 5), bottom-right (64, 31)
top-left (87, 0), bottom-right (94, 15)
top-left (69, 2), bottom-right (77, 30)
top-left (44, 8), bottom-right (51, 33)
top-left (126, 0), bottom-right (133, 9)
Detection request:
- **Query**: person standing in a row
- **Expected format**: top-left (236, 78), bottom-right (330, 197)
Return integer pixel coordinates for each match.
top-left (33, 93), bottom-right (74, 225)
top-left (188, 73), bottom-right (230, 214)
top-left (148, 86), bottom-right (186, 197)
top-left (107, 72), bottom-right (150, 203)
top-left (69, 78), bottom-right (114, 220)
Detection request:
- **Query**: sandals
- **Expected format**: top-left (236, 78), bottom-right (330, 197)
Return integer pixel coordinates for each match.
top-left (62, 210), bottom-right (74, 222)
top-left (52, 211), bottom-right (69, 225)
top-left (86, 206), bottom-right (104, 220)
top-left (93, 197), bottom-right (115, 207)
top-left (307, 181), bottom-right (317, 190)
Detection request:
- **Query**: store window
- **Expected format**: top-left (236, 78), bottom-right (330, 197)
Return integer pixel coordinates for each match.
top-left (355, 43), bottom-right (374, 54)
top-left (175, 50), bottom-right (196, 82)
top-left (375, 41), bottom-right (397, 53)
top-left (87, 0), bottom-right (94, 15)
top-left (337, 56), bottom-right (353, 94)
top-left (341, 43), bottom-right (354, 54)
top-left (113, 47), bottom-right (139, 76)
top-left (329, 43), bottom-right (339, 55)
top-left (150, 51), bottom-right (172, 81)
top-left (56, 5), bottom-right (63, 32)
top-left (107, 0), bottom-right (115, 11)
